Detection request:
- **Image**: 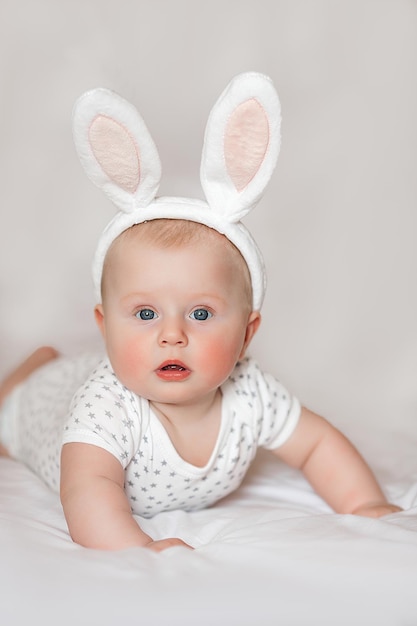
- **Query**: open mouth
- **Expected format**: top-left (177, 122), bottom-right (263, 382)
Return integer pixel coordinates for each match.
top-left (156, 361), bottom-right (191, 380)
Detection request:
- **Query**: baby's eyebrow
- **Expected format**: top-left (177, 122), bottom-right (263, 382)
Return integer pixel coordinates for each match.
top-left (188, 293), bottom-right (229, 305)
top-left (118, 292), bottom-right (152, 305)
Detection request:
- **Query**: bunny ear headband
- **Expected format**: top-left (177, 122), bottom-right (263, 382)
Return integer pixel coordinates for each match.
top-left (72, 72), bottom-right (281, 310)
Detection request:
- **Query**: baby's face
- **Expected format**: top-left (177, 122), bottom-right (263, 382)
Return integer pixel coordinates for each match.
top-left (95, 235), bottom-right (260, 407)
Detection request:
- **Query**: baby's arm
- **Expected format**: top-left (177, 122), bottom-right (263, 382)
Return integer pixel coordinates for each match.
top-left (60, 443), bottom-right (193, 551)
top-left (273, 407), bottom-right (402, 517)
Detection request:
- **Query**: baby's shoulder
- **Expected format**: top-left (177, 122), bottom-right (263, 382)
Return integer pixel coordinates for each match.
top-left (225, 357), bottom-right (294, 409)
top-left (227, 357), bottom-right (270, 390)
top-left (72, 356), bottom-right (132, 404)
top-left (224, 358), bottom-right (301, 449)
top-left (225, 357), bottom-right (270, 404)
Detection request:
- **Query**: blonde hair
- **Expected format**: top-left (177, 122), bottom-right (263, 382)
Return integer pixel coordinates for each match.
top-left (102, 218), bottom-right (253, 308)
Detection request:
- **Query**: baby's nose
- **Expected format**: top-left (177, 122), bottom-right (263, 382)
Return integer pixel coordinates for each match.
top-left (158, 317), bottom-right (188, 346)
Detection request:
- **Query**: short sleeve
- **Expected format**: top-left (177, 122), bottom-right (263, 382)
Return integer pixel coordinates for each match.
top-left (226, 358), bottom-right (301, 450)
top-left (62, 359), bottom-right (142, 467)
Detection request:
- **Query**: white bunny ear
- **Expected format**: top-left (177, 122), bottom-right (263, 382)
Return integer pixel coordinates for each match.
top-left (72, 88), bottom-right (161, 213)
top-left (200, 72), bottom-right (281, 222)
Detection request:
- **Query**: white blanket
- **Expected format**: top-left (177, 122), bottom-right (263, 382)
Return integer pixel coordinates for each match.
top-left (1, 437), bottom-right (417, 625)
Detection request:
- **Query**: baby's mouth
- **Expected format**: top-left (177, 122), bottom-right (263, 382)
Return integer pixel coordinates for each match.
top-left (156, 361), bottom-right (191, 380)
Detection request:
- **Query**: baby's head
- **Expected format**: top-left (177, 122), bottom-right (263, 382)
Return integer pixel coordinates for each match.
top-left (95, 217), bottom-right (261, 401)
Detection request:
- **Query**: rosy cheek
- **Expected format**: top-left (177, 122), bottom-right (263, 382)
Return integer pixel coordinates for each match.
top-left (109, 336), bottom-right (146, 385)
top-left (199, 335), bottom-right (242, 382)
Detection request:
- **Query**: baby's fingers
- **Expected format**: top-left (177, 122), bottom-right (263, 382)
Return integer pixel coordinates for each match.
top-left (352, 503), bottom-right (403, 518)
top-left (147, 538), bottom-right (194, 551)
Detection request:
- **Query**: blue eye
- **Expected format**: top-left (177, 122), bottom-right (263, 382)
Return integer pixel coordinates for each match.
top-left (190, 308), bottom-right (212, 321)
top-left (136, 308), bottom-right (157, 321)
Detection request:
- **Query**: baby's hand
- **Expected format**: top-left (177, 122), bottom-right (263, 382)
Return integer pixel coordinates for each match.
top-left (351, 502), bottom-right (403, 518)
top-left (144, 537), bottom-right (194, 552)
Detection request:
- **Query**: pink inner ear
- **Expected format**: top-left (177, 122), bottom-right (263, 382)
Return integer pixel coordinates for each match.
top-left (224, 99), bottom-right (269, 192)
top-left (88, 115), bottom-right (140, 193)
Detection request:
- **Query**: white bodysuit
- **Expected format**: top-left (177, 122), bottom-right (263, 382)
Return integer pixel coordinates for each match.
top-left (1, 353), bottom-right (301, 518)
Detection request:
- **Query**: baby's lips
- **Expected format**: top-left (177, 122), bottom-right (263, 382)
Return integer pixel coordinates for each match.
top-left (156, 361), bottom-right (191, 381)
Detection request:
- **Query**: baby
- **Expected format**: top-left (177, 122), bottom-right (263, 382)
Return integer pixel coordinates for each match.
top-left (0, 73), bottom-right (401, 551)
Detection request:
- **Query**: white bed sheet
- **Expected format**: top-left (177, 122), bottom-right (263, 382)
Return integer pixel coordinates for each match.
top-left (1, 434), bottom-right (417, 626)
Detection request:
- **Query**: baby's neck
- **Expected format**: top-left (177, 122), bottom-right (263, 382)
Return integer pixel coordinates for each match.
top-left (150, 389), bottom-right (223, 467)
top-left (150, 388), bottom-right (222, 427)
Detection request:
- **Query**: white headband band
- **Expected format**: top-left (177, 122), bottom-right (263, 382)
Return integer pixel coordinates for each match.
top-left (72, 72), bottom-right (281, 311)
